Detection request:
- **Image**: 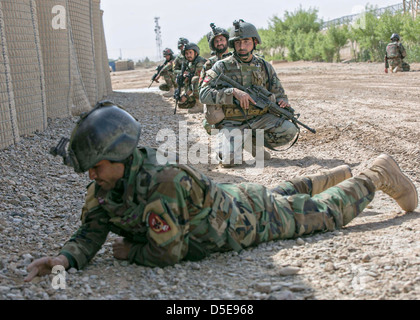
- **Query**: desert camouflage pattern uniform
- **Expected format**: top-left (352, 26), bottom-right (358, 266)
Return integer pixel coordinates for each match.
top-left (59, 147), bottom-right (375, 269)
top-left (385, 41), bottom-right (407, 72)
top-left (158, 56), bottom-right (176, 91)
top-left (199, 53), bottom-right (298, 162)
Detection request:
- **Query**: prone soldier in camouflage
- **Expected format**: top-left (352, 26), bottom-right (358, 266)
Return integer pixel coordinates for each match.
top-left (385, 33), bottom-right (409, 73)
top-left (24, 101), bottom-right (418, 280)
top-left (155, 48), bottom-right (177, 98)
top-left (199, 20), bottom-right (298, 167)
top-left (200, 23), bottom-right (232, 135)
top-left (177, 43), bottom-right (207, 112)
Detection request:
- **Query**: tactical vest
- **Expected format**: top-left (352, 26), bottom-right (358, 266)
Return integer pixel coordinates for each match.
top-left (220, 55), bottom-right (270, 121)
top-left (386, 42), bottom-right (400, 59)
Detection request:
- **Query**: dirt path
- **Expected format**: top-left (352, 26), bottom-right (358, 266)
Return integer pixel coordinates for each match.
top-left (0, 61), bottom-right (418, 301)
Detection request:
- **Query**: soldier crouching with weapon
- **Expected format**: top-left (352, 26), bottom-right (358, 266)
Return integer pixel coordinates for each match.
top-left (199, 19), bottom-right (314, 168)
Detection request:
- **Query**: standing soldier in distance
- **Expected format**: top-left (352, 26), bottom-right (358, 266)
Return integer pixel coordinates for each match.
top-left (177, 43), bottom-right (207, 113)
top-left (199, 20), bottom-right (299, 167)
top-left (154, 48), bottom-right (177, 98)
top-left (385, 33), bottom-right (409, 73)
top-left (24, 101), bottom-right (418, 280)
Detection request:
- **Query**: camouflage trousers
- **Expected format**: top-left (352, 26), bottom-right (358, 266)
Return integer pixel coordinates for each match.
top-left (214, 113), bottom-right (299, 164)
top-left (222, 174), bottom-right (375, 250)
top-left (388, 58), bottom-right (403, 73)
top-left (158, 70), bottom-right (176, 91)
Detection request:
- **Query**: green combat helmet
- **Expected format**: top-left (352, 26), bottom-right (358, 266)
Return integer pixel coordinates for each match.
top-left (178, 37), bottom-right (189, 49)
top-left (228, 19), bottom-right (262, 48)
top-left (184, 43), bottom-right (200, 56)
top-left (50, 101), bottom-right (141, 173)
top-left (207, 23), bottom-right (229, 51)
top-left (163, 48), bottom-right (174, 56)
top-left (390, 33), bottom-right (400, 41)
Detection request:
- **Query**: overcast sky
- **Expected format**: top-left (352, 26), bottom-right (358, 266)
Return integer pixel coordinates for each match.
top-left (100, 0), bottom-right (400, 61)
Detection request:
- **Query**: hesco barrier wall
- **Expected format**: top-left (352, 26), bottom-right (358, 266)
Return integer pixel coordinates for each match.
top-left (1, 0), bottom-right (47, 137)
top-left (0, 2), bottom-right (19, 149)
top-left (0, 0), bottom-right (112, 149)
top-left (35, 0), bottom-right (71, 119)
top-left (68, 0), bottom-right (97, 107)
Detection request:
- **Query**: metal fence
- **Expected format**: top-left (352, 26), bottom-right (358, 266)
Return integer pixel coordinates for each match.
top-left (322, 3), bottom-right (404, 29)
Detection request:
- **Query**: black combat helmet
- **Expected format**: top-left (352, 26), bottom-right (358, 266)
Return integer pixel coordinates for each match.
top-left (163, 48), bottom-right (174, 56)
top-left (178, 37), bottom-right (189, 49)
top-left (184, 42), bottom-right (200, 56)
top-left (207, 23), bottom-right (229, 51)
top-left (391, 33), bottom-right (400, 41)
top-left (228, 19), bottom-right (262, 48)
top-left (65, 101), bottom-right (141, 173)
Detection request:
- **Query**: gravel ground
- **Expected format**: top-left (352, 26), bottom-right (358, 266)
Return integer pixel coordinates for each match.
top-left (0, 62), bottom-right (419, 301)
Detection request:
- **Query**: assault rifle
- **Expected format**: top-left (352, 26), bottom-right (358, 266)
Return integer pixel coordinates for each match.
top-left (148, 60), bottom-right (169, 89)
top-left (213, 73), bottom-right (316, 134)
top-left (173, 61), bottom-right (188, 114)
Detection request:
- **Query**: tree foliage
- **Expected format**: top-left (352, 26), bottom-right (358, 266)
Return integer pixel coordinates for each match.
top-left (196, 6), bottom-right (420, 63)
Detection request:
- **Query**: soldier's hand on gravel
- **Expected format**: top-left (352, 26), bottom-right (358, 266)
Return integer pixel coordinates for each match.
top-left (233, 88), bottom-right (256, 110)
top-left (24, 255), bottom-right (69, 282)
top-left (112, 237), bottom-right (132, 260)
top-left (385, 68), bottom-right (388, 73)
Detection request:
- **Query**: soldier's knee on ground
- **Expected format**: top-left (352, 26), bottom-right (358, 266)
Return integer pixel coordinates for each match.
top-left (159, 83), bottom-right (170, 91)
top-left (266, 120), bottom-right (299, 147)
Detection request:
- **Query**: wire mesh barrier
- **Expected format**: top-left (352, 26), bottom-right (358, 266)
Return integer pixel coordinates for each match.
top-left (0, 2), bottom-right (19, 149)
top-left (0, 0), bottom-right (112, 150)
top-left (35, 0), bottom-right (71, 119)
top-left (1, 0), bottom-right (47, 137)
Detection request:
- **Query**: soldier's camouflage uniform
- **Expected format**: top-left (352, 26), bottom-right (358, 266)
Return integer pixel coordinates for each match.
top-left (199, 52), bottom-right (232, 134)
top-left (178, 56), bottom-right (207, 110)
top-left (173, 53), bottom-right (187, 75)
top-left (158, 56), bottom-right (176, 91)
top-left (59, 146), bottom-right (375, 269)
top-left (385, 41), bottom-right (408, 72)
top-left (199, 53), bottom-right (298, 162)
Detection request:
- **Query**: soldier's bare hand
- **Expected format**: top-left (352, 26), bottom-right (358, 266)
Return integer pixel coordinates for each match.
top-left (385, 68), bottom-right (388, 73)
top-left (112, 237), bottom-right (132, 260)
top-left (233, 88), bottom-right (256, 110)
top-left (155, 76), bottom-right (160, 82)
top-left (277, 100), bottom-right (290, 108)
top-left (24, 255), bottom-right (69, 282)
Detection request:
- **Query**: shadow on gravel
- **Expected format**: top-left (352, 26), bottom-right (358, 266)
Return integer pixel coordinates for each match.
top-left (267, 156), bottom-right (360, 170)
top-left (343, 210), bottom-right (419, 234)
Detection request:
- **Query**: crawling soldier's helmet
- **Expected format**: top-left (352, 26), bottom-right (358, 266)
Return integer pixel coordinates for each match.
top-left (391, 33), bottom-right (400, 41)
top-left (207, 23), bottom-right (229, 51)
top-left (228, 19), bottom-right (262, 48)
top-left (57, 101), bottom-right (141, 173)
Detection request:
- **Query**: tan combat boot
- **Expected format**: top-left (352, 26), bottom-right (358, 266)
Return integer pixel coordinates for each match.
top-left (307, 165), bottom-right (352, 195)
top-left (360, 154), bottom-right (418, 212)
